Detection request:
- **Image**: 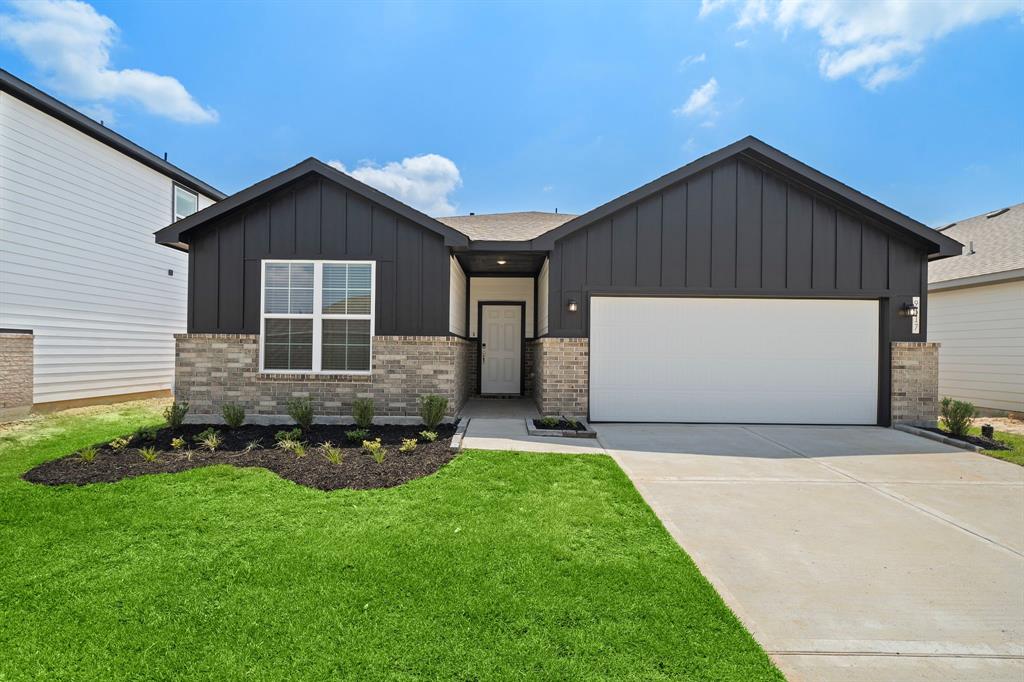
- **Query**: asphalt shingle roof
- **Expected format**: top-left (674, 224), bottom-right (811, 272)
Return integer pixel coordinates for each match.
top-left (928, 203), bottom-right (1024, 284)
top-left (436, 211), bottom-right (576, 242)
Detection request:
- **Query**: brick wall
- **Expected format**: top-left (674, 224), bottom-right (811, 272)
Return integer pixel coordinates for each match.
top-left (0, 331), bottom-right (34, 421)
top-left (175, 334), bottom-right (473, 422)
top-left (891, 341), bottom-right (939, 426)
top-left (533, 337), bottom-right (589, 417)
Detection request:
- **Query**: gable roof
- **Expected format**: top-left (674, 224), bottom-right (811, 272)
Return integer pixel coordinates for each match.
top-left (437, 211), bottom-right (576, 241)
top-left (531, 136), bottom-right (962, 259)
top-left (0, 68), bottom-right (225, 200)
top-left (929, 203), bottom-right (1024, 286)
top-left (154, 157), bottom-right (470, 250)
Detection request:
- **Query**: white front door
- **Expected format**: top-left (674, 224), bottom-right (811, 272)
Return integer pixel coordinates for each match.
top-left (481, 305), bottom-right (522, 394)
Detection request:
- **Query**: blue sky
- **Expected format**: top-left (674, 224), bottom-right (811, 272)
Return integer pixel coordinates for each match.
top-left (1, 0), bottom-right (1021, 226)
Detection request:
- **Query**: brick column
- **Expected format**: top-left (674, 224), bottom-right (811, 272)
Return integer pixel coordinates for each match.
top-left (533, 337), bottom-right (589, 418)
top-left (891, 342), bottom-right (939, 426)
top-left (0, 330), bottom-right (34, 421)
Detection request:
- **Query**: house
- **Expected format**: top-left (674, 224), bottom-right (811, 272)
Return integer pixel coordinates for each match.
top-left (155, 136), bottom-right (960, 426)
top-left (0, 70), bottom-right (224, 420)
top-left (928, 204), bottom-right (1024, 415)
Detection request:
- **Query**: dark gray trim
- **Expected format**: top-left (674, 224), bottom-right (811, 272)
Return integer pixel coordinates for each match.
top-left (0, 68), bottom-right (224, 201)
top-left (533, 136), bottom-right (961, 259)
top-left (0, 328), bottom-right (33, 334)
top-left (155, 158), bottom-right (469, 250)
top-left (477, 301), bottom-right (526, 396)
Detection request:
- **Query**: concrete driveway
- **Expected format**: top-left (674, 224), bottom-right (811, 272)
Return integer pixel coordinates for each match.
top-left (596, 424), bottom-right (1024, 682)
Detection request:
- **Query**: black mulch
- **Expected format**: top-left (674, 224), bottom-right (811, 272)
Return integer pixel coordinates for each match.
top-left (923, 427), bottom-right (1010, 451)
top-left (532, 418), bottom-right (586, 432)
top-left (22, 423), bottom-right (458, 491)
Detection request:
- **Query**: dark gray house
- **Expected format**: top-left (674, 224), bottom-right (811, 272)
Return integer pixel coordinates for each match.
top-left (156, 136), bottom-right (960, 426)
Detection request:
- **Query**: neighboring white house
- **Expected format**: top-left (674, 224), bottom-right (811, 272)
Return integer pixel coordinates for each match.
top-left (928, 203), bottom-right (1024, 415)
top-left (0, 69), bottom-right (223, 412)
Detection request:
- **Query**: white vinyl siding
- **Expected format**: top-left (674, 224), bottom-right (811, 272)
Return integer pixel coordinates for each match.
top-left (449, 256), bottom-right (467, 337)
top-left (537, 258), bottom-right (549, 337)
top-left (0, 93), bottom-right (216, 404)
top-left (468, 276), bottom-right (534, 338)
top-left (929, 280), bottom-right (1024, 412)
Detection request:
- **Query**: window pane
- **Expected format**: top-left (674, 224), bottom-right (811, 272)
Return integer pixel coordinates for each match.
top-left (322, 319), bottom-right (371, 371)
top-left (265, 264), bottom-right (289, 287)
top-left (174, 186), bottom-right (198, 219)
top-left (263, 319), bottom-right (312, 370)
top-left (348, 264), bottom-right (372, 289)
top-left (264, 288), bottom-right (289, 314)
top-left (323, 263), bottom-right (347, 288)
top-left (322, 289), bottom-right (347, 314)
top-left (290, 288), bottom-right (313, 314)
top-left (290, 263), bottom-right (314, 288)
top-left (346, 289), bottom-right (372, 315)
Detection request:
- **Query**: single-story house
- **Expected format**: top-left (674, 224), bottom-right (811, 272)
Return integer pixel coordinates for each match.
top-left (155, 136), bottom-right (961, 426)
top-left (0, 69), bottom-right (223, 421)
top-left (928, 203), bottom-right (1023, 415)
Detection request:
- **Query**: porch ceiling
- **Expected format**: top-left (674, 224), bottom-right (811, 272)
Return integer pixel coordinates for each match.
top-left (456, 251), bottom-right (546, 276)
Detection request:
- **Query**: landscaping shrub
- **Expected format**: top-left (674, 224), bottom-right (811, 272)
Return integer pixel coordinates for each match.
top-left (346, 428), bottom-right (370, 443)
top-left (321, 441), bottom-right (343, 465)
top-left (170, 437), bottom-right (187, 451)
top-left (196, 428), bottom-right (222, 452)
top-left (135, 425), bottom-right (159, 442)
top-left (287, 398), bottom-right (314, 430)
top-left (362, 438), bottom-right (386, 464)
top-left (164, 400), bottom-right (189, 428)
top-left (419, 430), bottom-right (437, 443)
top-left (138, 446), bottom-right (158, 462)
top-left (352, 398), bottom-right (375, 429)
top-left (419, 395), bottom-right (447, 429)
top-left (275, 428), bottom-right (302, 443)
top-left (399, 438), bottom-right (417, 453)
top-left (78, 445), bottom-right (97, 463)
top-left (941, 397), bottom-right (976, 437)
top-left (243, 439), bottom-right (263, 453)
top-left (539, 416), bottom-right (559, 429)
top-left (221, 403), bottom-right (245, 429)
top-left (109, 436), bottom-right (131, 451)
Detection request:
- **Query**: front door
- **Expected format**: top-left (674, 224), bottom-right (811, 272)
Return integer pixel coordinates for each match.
top-left (481, 304), bottom-right (522, 394)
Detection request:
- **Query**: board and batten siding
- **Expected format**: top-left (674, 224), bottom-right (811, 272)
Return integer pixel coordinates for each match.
top-left (537, 258), bottom-right (549, 337)
top-left (546, 157), bottom-right (930, 341)
top-left (185, 174), bottom-right (450, 336)
top-left (929, 280), bottom-right (1024, 412)
top-left (0, 93), bottom-right (216, 404)
top-left (449, 256), bottom-right (467, 337)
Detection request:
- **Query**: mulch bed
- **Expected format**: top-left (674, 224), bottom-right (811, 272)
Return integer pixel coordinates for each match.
top-left (923, 427), bottom-right (1010, 451)
top-left (532, 418), bottom-right (586, 432)
top-left (23, 423), bottom-right (458, 491)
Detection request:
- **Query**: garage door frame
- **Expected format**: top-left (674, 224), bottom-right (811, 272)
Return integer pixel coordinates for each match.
top-left (586, 292), bottom-right (891, 426)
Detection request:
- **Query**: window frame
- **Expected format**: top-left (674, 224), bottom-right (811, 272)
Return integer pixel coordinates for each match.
top-left (172, 182), bottom-right (200, 222)
top-left (259, 259), bottom-right (376, 376)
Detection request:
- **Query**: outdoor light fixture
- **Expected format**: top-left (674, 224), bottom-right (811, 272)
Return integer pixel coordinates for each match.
top-left (567, 299), bottom-right (578, 312)
top-left (496, 259), bottom-right (507, 265)
top-left (899, 301), bottom-right (919, 317)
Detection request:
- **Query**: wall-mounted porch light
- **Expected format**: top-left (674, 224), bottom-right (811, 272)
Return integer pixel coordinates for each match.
top-left (567, 299), bottom-right (578, 312)
top-left (496, 259), bottom-right (507, 265)
top-left (898, 301), bottom-right (919, 317)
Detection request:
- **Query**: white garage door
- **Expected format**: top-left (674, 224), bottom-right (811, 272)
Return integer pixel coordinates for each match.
top-left (589, 297), bottom-right (879, 424)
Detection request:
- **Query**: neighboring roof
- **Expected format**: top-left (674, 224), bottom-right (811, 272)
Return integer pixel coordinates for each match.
top-left (0, 68), bottom-right (225, 200)
top-left (436, 211), bottom-right (576, 241)
top-left (531, 135), bottom-right (962, 260)
top-left (929, 203), bottom-right (1024, 286)
top-left (154, 157), bottom-right (469, 250)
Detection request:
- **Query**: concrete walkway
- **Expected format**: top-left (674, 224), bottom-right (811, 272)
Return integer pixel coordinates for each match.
top-left (460, 417), bottom-right (606, 454)
top-left (597, 424), bottom-right (1024, 682)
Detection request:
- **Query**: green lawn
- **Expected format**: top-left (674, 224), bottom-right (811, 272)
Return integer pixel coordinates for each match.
top-left (970, 426), bottom-right (1024, 467)
top-left (0, 402), bottom-right (781, 681)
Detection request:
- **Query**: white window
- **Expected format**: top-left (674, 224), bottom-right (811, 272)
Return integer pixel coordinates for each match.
top-left (173, 184), bottom-right (199, 221)
top-left (260, 260), bottom-right (375, 374)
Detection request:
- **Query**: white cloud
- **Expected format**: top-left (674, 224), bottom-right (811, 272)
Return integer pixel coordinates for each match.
top-left (734, 39), bottom-right (750, 48)
top-left (697, 0), bottom-right (1018, 90)
top-left (0, 0), bottom-right (217, 123)
top-left (674, 77), bottom-right (719, 118)
top-left (679, 52), bottom-right (707, 68)
top-left (327, 154), bottom-right (462, 216)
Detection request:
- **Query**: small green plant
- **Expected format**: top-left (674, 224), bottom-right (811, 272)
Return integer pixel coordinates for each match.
top-left (276, 438), bottom-right (305, 456)
top-left (243, 439), bottom-right (263, 453)
top-left (78, 445), bottom-right (98, 463)
top-left (940, 397), bottom-right (976, 438)
top-left (170, 436), bottom-right (187, 450)
top-left (419, 430), bottom-right (438, 443)
top-left (164, 400), bottom-right (189, 428)
top-left (538, 416), bottom-right (560, 429)
top-left (221, 403), bottom-right (245, 429)
top-left (399, 438), bottom-right (417, 453)
top-left (287, 398), bottom-right (314, 430)
top-left (418, 394), bottom-right (448, 429)
top-left (134, 425), bottom-right (159, 442)
top-left (352, 398), bottom-right (375, 429)
top-left (196, 427), bottom-right (222, 452)
top-left (109, 436), bottom-right (131, 451)
top-left (564, 417), bottom-right (581, 430)
top-left (321, 441), bottom-right (343, 465)
top-left (276, 428), bottom-right (302, 443)
top-left (345, 428), bottom-right (369, 443)
top-left (362, 438), bottom-right (386, 464)
top-left (138, 446), bottom-right (159, 462)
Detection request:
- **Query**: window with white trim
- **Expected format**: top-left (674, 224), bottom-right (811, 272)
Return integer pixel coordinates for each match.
top-left (173, 184), bottom-right (199, 221)
top-left (261, 261), bottom-right (374, 373)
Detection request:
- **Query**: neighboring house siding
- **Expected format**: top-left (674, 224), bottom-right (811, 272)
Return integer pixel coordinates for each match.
top-left (185, 175), bottom-right (450, 336)
top-left (537, 258), bottom-right (549, 337)
top-left (929, 280), bottom-right (1024, 412)
top-left (0, 93), bottom-right (215, 404)
top-left (449, 256), bottom-right (467, 337)
top-left (468, 277), bottom-right (535, 338)
top-left (546, 157), bottom-right (930, 342)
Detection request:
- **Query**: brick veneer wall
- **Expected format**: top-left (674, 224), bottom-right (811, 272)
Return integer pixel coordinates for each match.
top-left (532, 337), bottom-right (589, 417)
top-left (891, 341), bottom-right (939, 426)
top-left (175, 334), bottom-right (473, 422)
top-left (0, 331), bottom-right (34, 421)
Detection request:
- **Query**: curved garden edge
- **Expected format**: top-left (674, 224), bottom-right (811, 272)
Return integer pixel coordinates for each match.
top-left (22, 422), bottom-right (459, 491)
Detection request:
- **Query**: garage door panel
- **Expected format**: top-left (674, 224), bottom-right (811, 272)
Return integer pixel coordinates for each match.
top-left (590, 297), bottom-right (878, 424)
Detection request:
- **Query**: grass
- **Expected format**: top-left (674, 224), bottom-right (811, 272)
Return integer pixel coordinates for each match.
top-left (0, 402), bottom-right (782, 681)
top-left (969, 426), bottom-right (1024, 467)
